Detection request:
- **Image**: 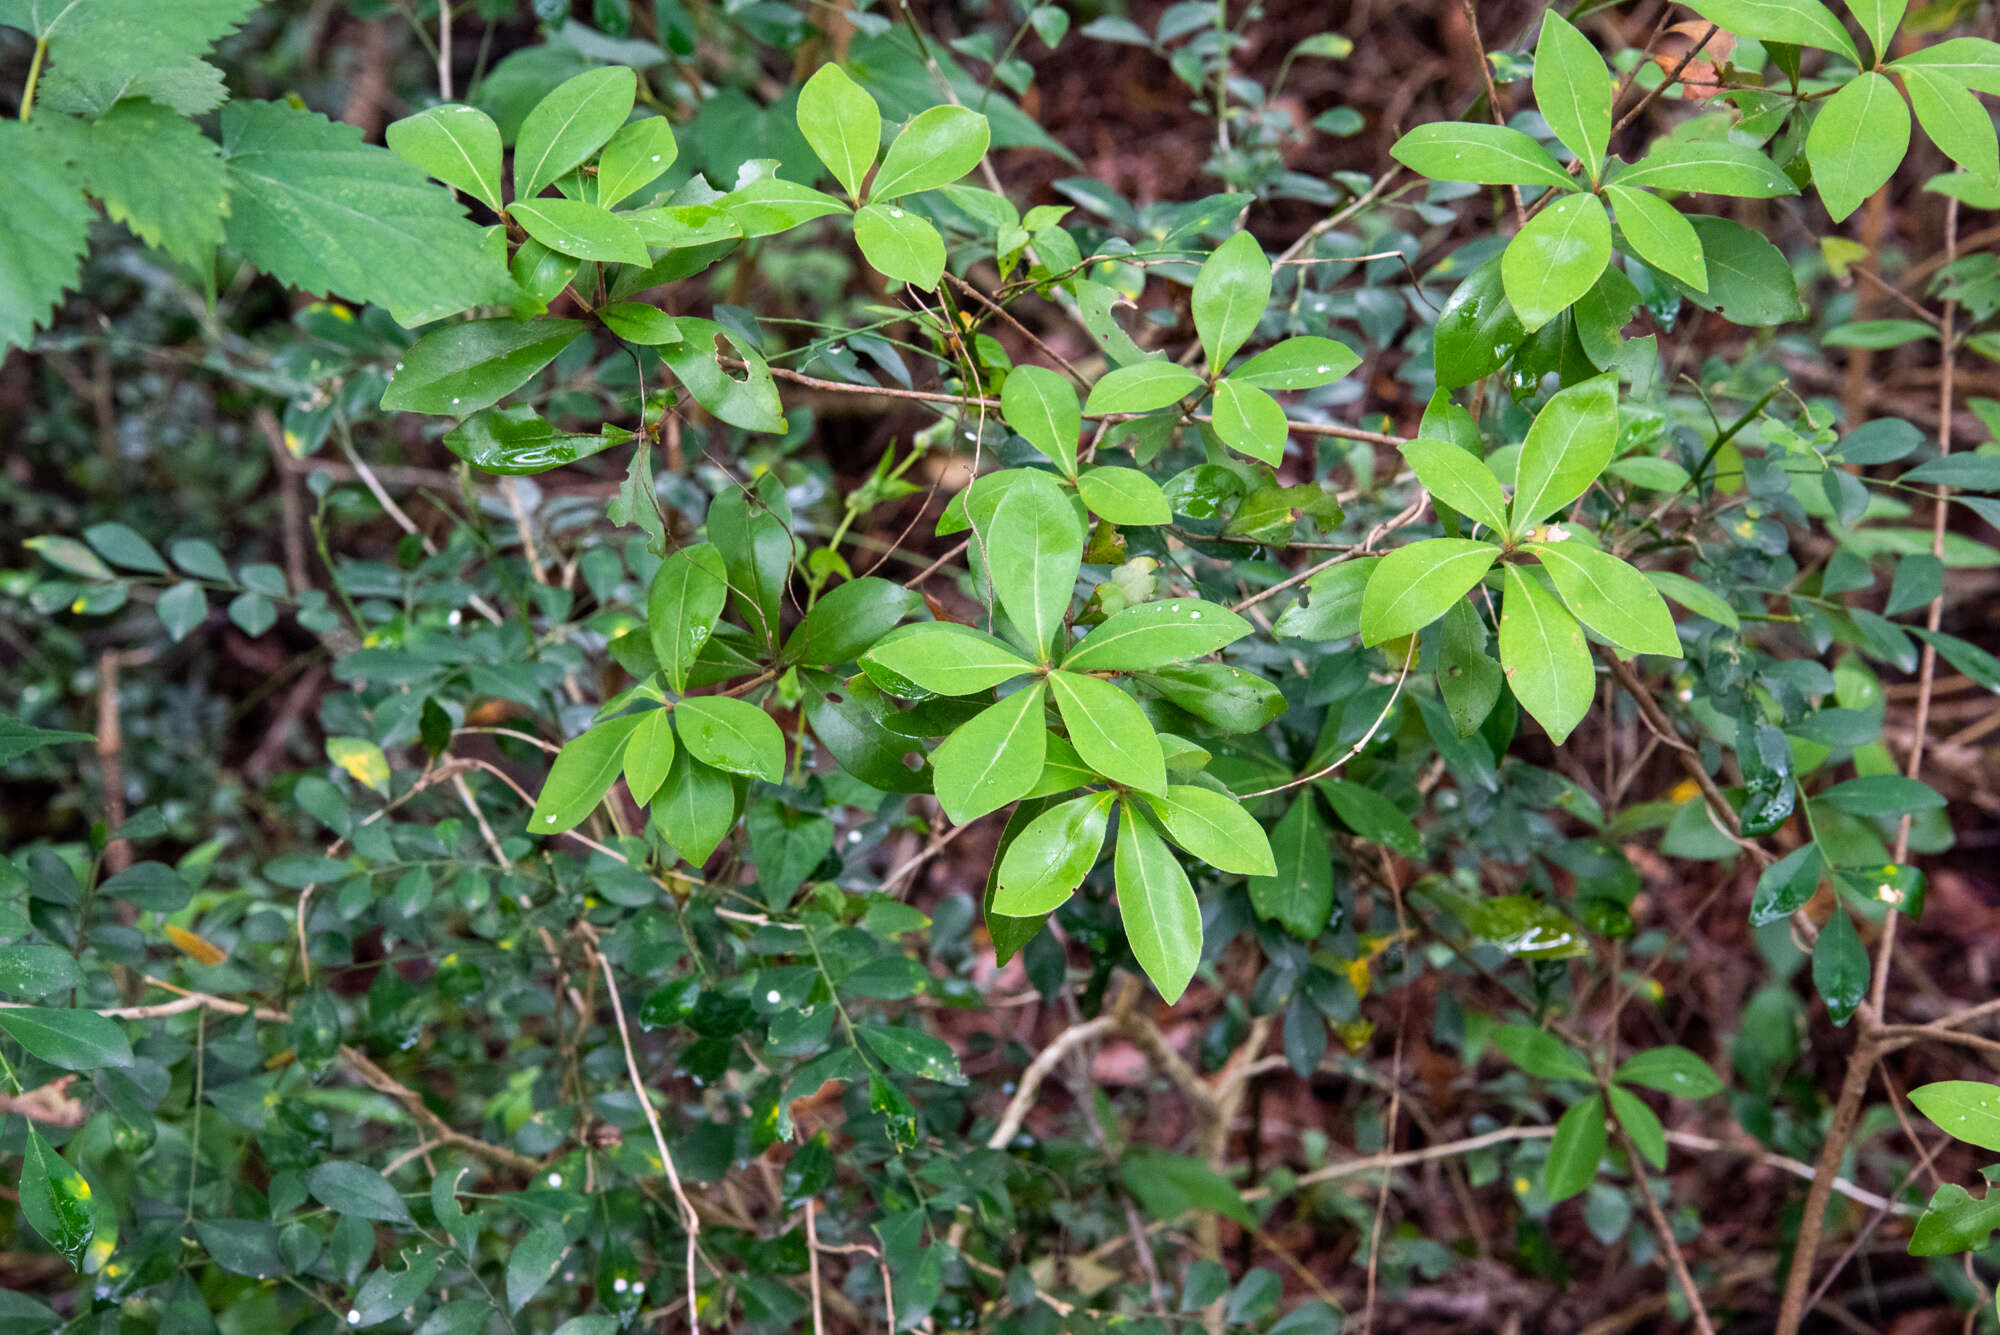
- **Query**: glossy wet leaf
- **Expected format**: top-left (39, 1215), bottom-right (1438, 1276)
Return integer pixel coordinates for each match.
top-left (674, 696), bottom-right (784, 782)
top-left (1433, 258), bottom-right (1525, 389)
top-left (1493, 1024), bottom-right (1592, 1081)
top-left (1498, 567), bottom-right (1593, 745)
top-left (992, 791), bottom-right (1113, 915)
top-left (653, 750), bottom-right (737, 866)
top-left (1682, 0), bottom-right (1859, 64)
top-left (385, 104), bottom-right (503, 211)
top-left (513, 65), bottom-right (636, 200)
top-left (443, 406), bottom-right (633, 474)
top-left (854, 203), bottom-right (946, 290)
top-left (511, 197), bottom-right (651, 266)
top-left (1062, 598), bottom-right (1251, 672)
top-left (595, 301), bottom-right (682, 345)
top-left (648, 543), bottom-right (727, 694)
top-left (1229, 335), bottom-right (1359, 390)
top-left (1115, 800), bottom-right (1203, 1002)
top-left (1501, 192), bottom-right (1611, 331)
top-left (1910, 1081), bottom-right (2000, 1152)
top-left (1084, 361), bottom-right (1205, 416)
top-left (528, 713), bottom-right (646, 835)
top-left (380, 318), bottom-right (587, 416)
top-left (0, 1006), bottom-right (134, 1071)
top-left (20, 1128), bottom-right (94, 1267)
top-left (659, 318), bottom-right (786, 433)
top-left (789, 577), bottom-right (919, 667)
top-left (1613, 140), bottom-right (1797, 198)
top-left (595, 116), bottom-right (679, 207)
top-left (1211, 377), bottom-right (1288, 464)
top-left (1545, 1093), bottom-right (1607, 1203)
top-left (1812, 906), bottom-right (1868, 1026)
top-left (1607, 1085), bottom-right (1667, 1169)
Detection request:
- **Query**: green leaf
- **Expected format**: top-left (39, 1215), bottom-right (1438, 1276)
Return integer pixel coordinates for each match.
top-left (307, 1161), bottom-right (414, 1226)
top-left (18, 0), bottom-right (253, 117)
top-left (1681, 0), bottom-right (1860, 64)
top-left (1493, 1024), bottom-right (1593, 1081)
top-left (1813, 906), bottom-right (1868, 1025)
top-left (20, 1129), bottom-right (93, 1268)
top-left (931, 684), bottom-right (1047, 824)
top-left (513, 65), bottom-right (636, 200)
top-left (1077, 467), bottom-right (1171, 525)
top-left (1498, 566), bottom-right (1594, 745)
top-left (0, 944), bottom-right (84, 998)
top-left (81, 522), bottom-right (166, 575)
top-left (718, 175), bottom-right (850, 236)
top-left (1910, 1081), bottom-right (2000, 1151)
top-left (1750, 843), bottom-right (1823, 925)
top-left (1139, 664), bottom-right (1287, 733)
top-left (67, 99), bottom-right (228, 273)
top-left (798, 64), bottom-right (882, 200)
top-left (1891, 38), bottom-right (2000, 97)
top-left (220, 101), bottom-right (514, 324)
top-left (442, 407), bottom-right (632, 474)
top-left (1437, 599), bottom-right (1503, 735)
top-left (1849, 0), bottom-right (1909, 63)
top-left (659, 318), bottom-right (787, 433)
top-left (992, 791), bottom-right (1114, 915)
top-left (853, 203), bottom-right (946, 290)
top-left (1823, 318), bottom-right (1936, 349)
top-left (1433, 257), bottom-right (1525, 390)
top-left (621, 709), bottom-right (676, 805)
top-left (1211, 378), bottom-right (1289, 465)
top-left (1647, 573), bottom-right (1736, 634)
top-left (1806, 72), bottom-right (1912, 224)
top-left (857, 1024), bottom-right (965, 1084)
top-left (1062, 599), bottom-right (1251, 672)
top-left (596, 301), bottom-right (682, 345)
top-left (1229, 335), bottom-right (1360, 390)
top-left (26, 535), bottom-right (112, 580)
top-left (1513, 375), bottom-right (1618, 529)
top-left (790, 577), bottom-right (919, 667)
top-left (1605, 184), bottom-right (1707, 291)
top-left (1529, 541), bottom-right (1681, 658)
top-left (987, 471), bottom-right (1084, 659)
top-left (653, 751), bottom-right (737, 866)
top-left (673, 697), bottom-right (785, 783)
top-left (1119, 1148), bottom-right (1254, 1227)
top-left (1545, 1094), bottom-right (1607, 1203)
top-left (1143, 785), bottom-right (1275, 876)
top-left (1193, 231), bottom-right (1271, 370)
top-left (510, 198), bottom-right (651, 265)
top-left (861, 623), bottom-right (1036, 696)
top-left (0, 1006), bottom-right (132, 1071)
top-left (1247, 796), bottom-right (1336, 939)
top-left (1672, 216), bottom-right (1803, 325)
top-left (1818, 773), bottom-right (1946, 816)
top-left (1533, 11), bottom-right (1611, 182)
top-left (1114, 799), bottom-right (1203, 1003)
top-left (385, 104), bottom-right (504, 212)
top-left (1001, 365), bottom-right (1081, 477)
top-left (801, 672), bottom-right (927, 795)
top-left (1319, 778), bottom-right (1423, 857)
top-left (529, 714), bottom-right (646, 835)
top-left (595, 116), bottom-right (678, 208)
top-left (1049, 670), bottom-right (1166, 795)
top-left (1400, 438), bottom-right (1510, 536)
top-left (1910, 1183), bottom-right (2000, 1257)
top-left (506, 1224), bottom-right (568, 1313)
top-left (1607, 1085), bottom-right (1667, 1169)
top-left (1903, 67), bottom-right (1998, 183)
top-left (869, 105), bottom-right (991, 200)
top-left (380, 318), bottom-right (587, 416)
top-left (1613, 1046), bottom-right (1724, 1098)
top-left (1085, 361), bottom-right (1206, 416)
top-left (1390, 121), bottom-right (1575, 189)
top-left (0, 122), bottom-right (91, 356)
top-left (1614, 140), bottom-right (1798, 198)
top-left (1358, 538), bottom-right (1499, 645)
top-left (1501, 192), bottom-right (1612, 331)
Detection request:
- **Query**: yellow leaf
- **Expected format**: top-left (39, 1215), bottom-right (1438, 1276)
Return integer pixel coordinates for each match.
top-left (165, 924), bottom-right (228, 966)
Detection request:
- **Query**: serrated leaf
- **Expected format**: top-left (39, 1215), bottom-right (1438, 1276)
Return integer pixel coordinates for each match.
top-left (513, 65), bottom-right (636, 200)
top-left (1501, 192), bottom-right (1612, 331)
top-left (1115, 799), bottom-right (1202, 1002)
top-left (0, 121), bottom-right (91, 355)
top-left (65, 99), bottom-right (228, 273)
top-left (386, 104), bottom-right (504, 212)
top-left (1498, 566), bottom-right (1593, 744)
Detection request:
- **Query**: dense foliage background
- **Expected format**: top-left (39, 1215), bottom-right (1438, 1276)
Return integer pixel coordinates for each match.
top-left (5, 1), bottom-right (2000, 1332)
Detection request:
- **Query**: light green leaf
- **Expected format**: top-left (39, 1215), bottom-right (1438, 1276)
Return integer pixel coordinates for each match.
top-left (1228, 335), bottom-right (1361, 390)
top-left (1247, 796), bottom-right (1335, 939)
top-left (992, 792), bottom-right (1114, 915)
top-left (1910, 1081), bottom-right (2000, 1151)
top-left (529, 714), bottom-right (646, 834)
top-left (1545, 1093), bottom-right (1607, 1203)
top-left (653, 750), bottom-right (737, 866)
top-left (869, 105), bottom-right (991, 200)
top-left (1062, 598), bottom-right (1251, 672)
top-left (1400, 438), bottom-right (1510, 535)
top-left (1390, 122), bottom-right (1576, 190)
top-left (1910, 1183), bottom-right (2000, 1257)
top-left (596, 301), bottom-right (681, 345)
top-left (1807, 72), bottom-right (1912, 224)
top-left (1675, 216), bottom-right (1803, 325)
top-left (385, 104), bottom-right (504, 211)
top-left (853, 203), bottom-right (946, 290)
top-left (1613, 140), bottom-right (1798, 198)
top-left (1613, 1046), bottom-right (1724, 1098)
top-left (513, 65), bottom-right (637, 200)
top-left (1849, 0), bottom-right (1910, 63)
top-left (798, 63), bottom-right (881, 200)
top-left (1049, 670), bottom-right (1166, 794)
top-left (1211, 378), bottom-right (1288, 465)
top-left (1501, 192), bottom-right (1612, 331)
top-left (380, 318), bottom-right (587, 416)
top-left (1493, 1024), bottom-right (1593, 1081)
top-left (1359, 539), bottom-right (1499, 645)
top-left (1498, 566), bottom-right (1594, 744)
top-left (1605, 183), bottom-right (1707, 291)
top-left (1607, 1085), bottom-right (1667, 1169)
top-left (1902, 67), bottom-right (1998, 183)
top-left (596, 116), bottom-right (678, 208)
top-left (1512, 374), bottom-right (1618, 529)
top-left (622, 709), bottom-right (676, 805)
top-left (1682, 0), bottom-right (1860, 64)
top-left (861, 622), bottom-right (1035, 696)
top-left (1891, 38), bottom-right (2000, 96)
top-left (1085, 361), bottom-right (1206, 416)
top-left (66, 99), bottom-right (227, 273)
top-left (221, 101), bottom-right (515, 324)
top-left (20, 1129), bottom-right (93, 1268)
top-left (1114, 800), bottom-right (1203, 1003)
top-left (1193, 231), bottom-right (1272, 370)
top-left (0, 122), bottom-right (92, 355)
top-left (987, 471), bottom-right (1084, 660)
top-left (511, 198), bottom-right (651, 265)
top-left (1001, 365), bottom-right (1081, 476)
top-left (1273, 558), bottom-right (1377, 642)
top-left (659, 318), bottom-right (787, 433)
top-left (442, 406), bottom-right (632, 475)
top-left (0, 1006), bottom-right (132, 1071)
top-left (1529, 541), bottom-right (1682, 657)
top-left (1077, 467), bottom-right (1170, 525)
top-left (931, 683), bottom-right (1047, 823)
top-left (718, 176), bottom-right (850, 236)
top-left (1533, 11), bottom-right (1611, 182)
top-left (1145, 785), bottom-right (1275, 876)
top-left (673, 696), bottom-right (784, 782)
top-left (16, 0), bottom-right (255, 117)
